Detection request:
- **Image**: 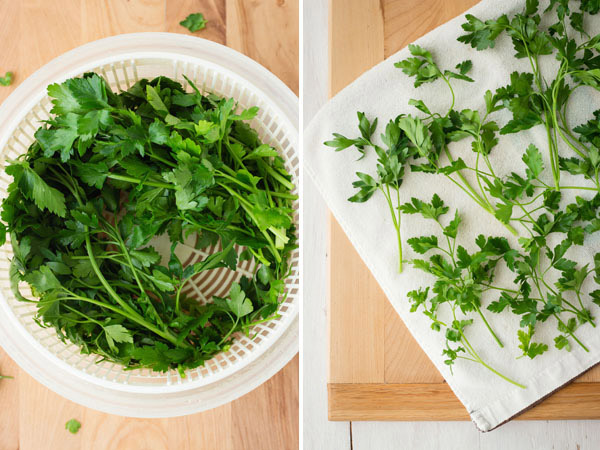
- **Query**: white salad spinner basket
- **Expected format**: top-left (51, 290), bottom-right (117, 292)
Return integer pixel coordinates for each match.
top-left (0, 33), bottom-right (299, 417)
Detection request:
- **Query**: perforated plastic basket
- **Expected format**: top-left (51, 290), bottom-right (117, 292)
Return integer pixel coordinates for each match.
top-left (0, 33), bottom-right (299, 417)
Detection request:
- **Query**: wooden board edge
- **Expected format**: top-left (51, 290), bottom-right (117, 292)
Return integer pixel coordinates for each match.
top-left (327, 0), bottom-right (387, 385)
top-left (328, 382), bottom-right (600, 421)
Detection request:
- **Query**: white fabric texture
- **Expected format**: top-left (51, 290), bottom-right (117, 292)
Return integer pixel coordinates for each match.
top-left (305, 0), bottom-right (600, 432)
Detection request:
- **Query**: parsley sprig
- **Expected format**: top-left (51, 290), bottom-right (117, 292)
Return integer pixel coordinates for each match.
top-left (325, 112), bottom-right (409, 271)
top-left (180, 13), bottom-right (207, 33)
top-left (2, 73), bottom-right (296, 373)
top-left (0, 71), bottom-right (13, 87)
top-left (459, 0), bottom-right (600, 190)
top-left (401, 194), bottom-right (505, 348)
top-left (405, 192), bottom-right (600, 386)
top-left (403, 195), bottom-right (524, 387)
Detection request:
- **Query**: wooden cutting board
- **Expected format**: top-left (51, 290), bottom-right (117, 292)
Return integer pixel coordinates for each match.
top-left (0, 1), bottom-right (298, 449)
top-left (328, 0), bottom-right (600, 422)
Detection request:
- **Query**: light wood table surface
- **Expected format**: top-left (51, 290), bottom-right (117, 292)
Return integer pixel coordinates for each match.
top-left (0, 1), bottom-right (298, 449)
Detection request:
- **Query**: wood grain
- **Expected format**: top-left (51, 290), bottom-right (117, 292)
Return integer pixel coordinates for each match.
top-left (0, 1), bottom-right (298, 449)
top-left (382, 0), bottom-right (477, 58)
top-left (166, 0), bottom-right (226, 42)
top-left (328, 0), bottom-right (385, 386)
top-left (329, 382), bottom-right (600, 422)
top-left (15, 358), bottom-right (298, 450)
top-left (384, 300), bottom-right (442, 384)
top-left (227, 0), bottom-right (299, 95)
top-left (82, 0), bottom-right (167, 40)
top-left (328, 0), bottom-right (600, 421)
top-left (329, 0), bottom-right (383, 96)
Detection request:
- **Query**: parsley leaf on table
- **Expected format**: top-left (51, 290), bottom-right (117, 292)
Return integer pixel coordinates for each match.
top-left (65, 419), bottom-right (81, 434)
top-left (0, 71), bottom-right (13, 86)
top-left (180, 13), bottom-right (208, 33)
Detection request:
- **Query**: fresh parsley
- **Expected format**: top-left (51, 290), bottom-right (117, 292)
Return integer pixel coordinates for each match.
top-left (459, 0), bottom-right (600, 190)
top-left (405, 192), bottom-right (599, 385)
top-left (2, 73), bottom-right (296, 373)
top-left (65, 419), bottom-right (81, 434)
top-left (180, 13), bottom-right (207, 33)
top-left (325, 112), bottom-right (407, 271)
top-left (0, 71), bottom-right (13, 87)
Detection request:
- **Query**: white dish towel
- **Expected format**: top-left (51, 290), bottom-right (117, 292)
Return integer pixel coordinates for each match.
top-left (305, 0), bottom-right (600, 431)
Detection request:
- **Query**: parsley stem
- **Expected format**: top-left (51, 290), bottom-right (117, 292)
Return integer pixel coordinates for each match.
top-left (147, 150), bottom-right (177, 168)
top-left (83, 235), bottom-right (180, 346)
top-left (220, 184), bottom-right (281, 263)
top-left (556, 185), bottom-right (598, 191)
top-left (460, 330), bottom-right (525, 388)
top-left (379, 185), bottom-right (403, 272)
top-left (243, 313), bottom-right (282, 329)
top-left (218, 317), bottom-right (239, 346)
top-left (262, 164), bottom-right (295, 191)
top-left (553, 313), bottom-right (589, 352)
top-left (107, 173), bottom-right (173, 190)
top-left (440, 74), bottom-right (455, 116)
top-left (474, 151), bottom-right (493, 211)
top-left (441, 170), bottom-right (518, 236)
top-left (476, 307), bottom-right (503, 348)
top-left (522, 37), bottom-right (561, 190)
top-left (68, 177), bottom-right (181, 346)
top-left (469, 349), bottom-right (527, 389)
top-left (215, 170), bottom-right (298, 199)
top-left (111, 225), bottom-right (149, 296)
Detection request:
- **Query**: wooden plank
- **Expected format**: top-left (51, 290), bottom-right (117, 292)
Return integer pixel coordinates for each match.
top-left (328, 0), bottom-right (385, 386)
top-left (329, 0), bottom-right (384, 96)
top-left (166, 0), bottom-right (226, 42)
top-left (0, 349), bottom-right (19, 450)
top-left (18, 356), bottom-right (298, 450)
top-left (329, 382), bottom-right (600, 422)
top-left (0, 2), bottom-right (22, 449)
top-left (19, 0), bottom-right (83, 77)
top-left (382, 0), bottom-right (477, 58)
top-left (81, 0), bottom-right (167, 40)
top-left (232, 355), bottom-right (299, 449)
top-left (0, 0), bottom-right (298, 448)
top-left (329, 220), bottom-right (386, 383)
top-left (329, 383), bottom-right (469, 421)
top-left (18, 368), bottom-right (235, 450)
top-left (226, 0), bottom-right (299, 95)
top-left (384, 300), bottom-right (443, 383)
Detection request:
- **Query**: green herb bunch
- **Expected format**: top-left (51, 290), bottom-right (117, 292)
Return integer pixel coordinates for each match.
top-left (326, 2), bottom-right (600, 266)
top-left (402, 195), bottom-right (526, 387)
top-left (459, 0), bottom-right (600, 190)
top-left (325, 112), bottom-right (410, 271)
top-left (404, 191), bottom-right (600, 386)
top-left (1, 73), bottom-right (296, 373)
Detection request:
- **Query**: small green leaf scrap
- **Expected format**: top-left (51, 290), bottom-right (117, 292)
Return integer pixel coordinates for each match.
top-left (0, 71), bottom-right (13, 86)
top-left (180, 13), bottom-right (207, 33)
top-left (65, 419), bottom-right (81, 434)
